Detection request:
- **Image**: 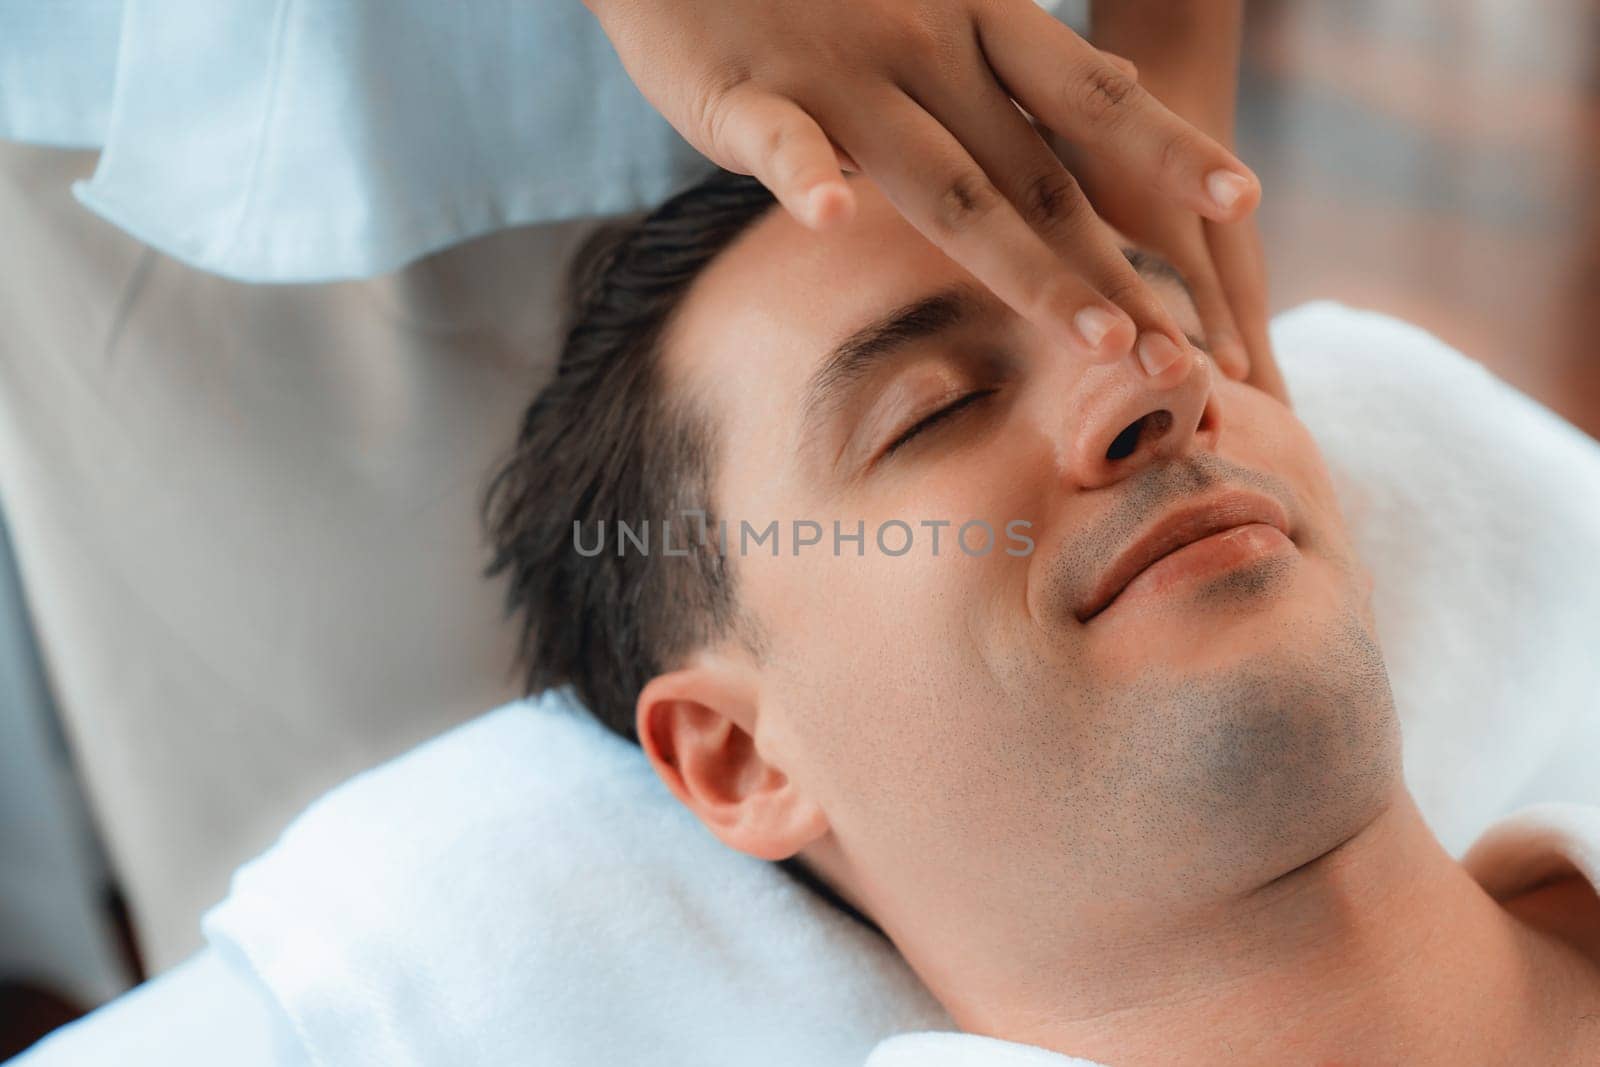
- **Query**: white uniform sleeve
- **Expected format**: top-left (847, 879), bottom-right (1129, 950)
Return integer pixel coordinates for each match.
top-left (1, 0), bottom-right (711, 282)
top-left (1, 0), bottom-right (1088, 283)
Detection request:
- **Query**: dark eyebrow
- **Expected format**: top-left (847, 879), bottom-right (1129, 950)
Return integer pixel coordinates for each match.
top-left (797, 250), bottom-right (1207, 453)
top-left (1124, 247), bottom-right (1185, 290)
top-left (799, 282), bottom-right (994, 438)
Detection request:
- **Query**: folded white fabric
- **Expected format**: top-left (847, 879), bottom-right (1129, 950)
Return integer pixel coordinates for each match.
top-left (1281, 306), bottom-right (1600, 854)
top-left (207, 694), bottom-right (948, 1067)
top-left (202, 303), bottom-right (1600, 1066)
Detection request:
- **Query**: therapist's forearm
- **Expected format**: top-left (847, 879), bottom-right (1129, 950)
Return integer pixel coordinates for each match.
top-left (1088, 0), bottom-right (1244, 140)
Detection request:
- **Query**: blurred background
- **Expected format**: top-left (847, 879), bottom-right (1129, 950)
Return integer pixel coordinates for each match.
top-left (1241, 0), bottom-right (1600, 440)
top-left (3, 0), bottom-right (1599, 1057)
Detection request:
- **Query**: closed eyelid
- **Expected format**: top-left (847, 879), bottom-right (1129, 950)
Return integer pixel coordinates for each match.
top-left (878, 387), bottom-right (998, 461)
top-left (832, 345), bottom-right (1011, 471)
top-left (801, 285), bottom-right (1010, 462)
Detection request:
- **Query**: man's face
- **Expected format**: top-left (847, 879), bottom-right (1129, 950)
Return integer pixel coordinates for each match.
top-left (657, 180), bottom-right (1399, 988)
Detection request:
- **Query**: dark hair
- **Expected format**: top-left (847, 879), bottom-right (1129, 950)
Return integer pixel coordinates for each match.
top-left (481, 168), bottom-right (778, 742)
top-left (482, 168), bottom-right (888, 939)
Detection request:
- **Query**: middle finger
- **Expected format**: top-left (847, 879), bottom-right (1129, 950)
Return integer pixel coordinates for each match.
top-left (818, 86), bottom-right (1168, 366)
top-left (899, 48), bottom-right (1195, 374)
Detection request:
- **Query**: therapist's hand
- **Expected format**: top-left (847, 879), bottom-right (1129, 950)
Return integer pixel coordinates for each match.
top-left (583, 0), bottom-right (1261, 374)
top-left (1074, 0), bottom-right (1288, 403)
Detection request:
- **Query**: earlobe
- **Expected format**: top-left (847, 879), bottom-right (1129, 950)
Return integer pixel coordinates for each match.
top-left (636, 666), bottom-right (828, 862)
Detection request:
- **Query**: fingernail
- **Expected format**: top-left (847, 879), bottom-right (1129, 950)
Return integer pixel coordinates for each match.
top-left (805, 182), bottom-right (852, 227)
top-left (1073, 306), bottom-right (1120, 352)
top-left (1137, 332), bottom-right (1184, 376)
top-left (1204, 169), bottom-right (1252, 213)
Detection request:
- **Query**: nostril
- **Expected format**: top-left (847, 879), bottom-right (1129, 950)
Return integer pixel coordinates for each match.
top-left (1106, 420), bottom-right (1141, 462)
top-left (1105, 409), bottom-right (1173, 462)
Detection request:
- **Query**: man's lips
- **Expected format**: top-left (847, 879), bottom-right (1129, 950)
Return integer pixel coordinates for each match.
top-left (1076, 490), bottom-right (1294, 623)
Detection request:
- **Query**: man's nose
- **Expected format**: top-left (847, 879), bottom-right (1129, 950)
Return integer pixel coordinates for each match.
top-left (1054, 350), bottom-right (1222, 490)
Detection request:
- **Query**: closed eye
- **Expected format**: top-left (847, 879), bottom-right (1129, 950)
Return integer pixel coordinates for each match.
top-left (880, 388), bottom-right (998, 460)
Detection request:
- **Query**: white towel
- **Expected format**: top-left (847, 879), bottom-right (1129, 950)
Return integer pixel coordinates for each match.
top-left (207, 695), bottom-right (948, 1067)
top-left (1281, 307), bottom-right (1600, 853)
top-left (202, 303), bottom-right (1600, 1066)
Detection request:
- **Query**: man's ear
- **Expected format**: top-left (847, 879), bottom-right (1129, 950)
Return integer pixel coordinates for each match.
top-left (635, 661), bottom-right (828, 862)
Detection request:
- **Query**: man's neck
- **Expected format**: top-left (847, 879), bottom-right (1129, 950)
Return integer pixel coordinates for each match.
top-left (955, 790), bottom-right (1600, 1066)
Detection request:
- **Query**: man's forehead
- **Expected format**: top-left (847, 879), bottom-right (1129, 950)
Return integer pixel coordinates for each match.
top-left (663, 180), bottom-right (961, 402)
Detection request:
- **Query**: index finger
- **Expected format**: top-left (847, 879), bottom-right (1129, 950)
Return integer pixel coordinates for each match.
top-left (821, 89), bottom-right (1188, 367)
top-left (976, 4), bottom-right (1260, 223)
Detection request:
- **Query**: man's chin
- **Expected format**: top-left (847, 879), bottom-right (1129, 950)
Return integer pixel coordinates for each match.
top-left (875, 547), bottom-right (1397, 906)
top-left (1081, 596), bottom-right (1401, 899)
top-left (1087, 551), bottom-right (1314, 677)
